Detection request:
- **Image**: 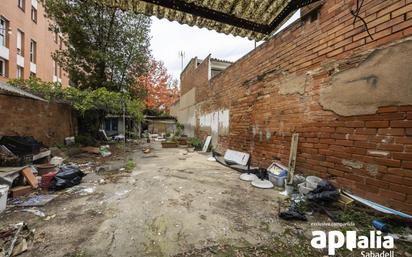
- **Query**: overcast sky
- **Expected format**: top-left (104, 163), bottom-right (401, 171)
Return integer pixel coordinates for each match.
top-left (149, 11), bottom-right (300, 81)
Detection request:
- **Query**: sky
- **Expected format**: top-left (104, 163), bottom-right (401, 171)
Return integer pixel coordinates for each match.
top-left (149, 10), bottom-right (301, 81)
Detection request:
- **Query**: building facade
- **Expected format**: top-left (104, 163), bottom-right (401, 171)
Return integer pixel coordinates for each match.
top-left (0, 0), bottom-right (69, 84)
top-left (171, 56), bottom-right (232, 137)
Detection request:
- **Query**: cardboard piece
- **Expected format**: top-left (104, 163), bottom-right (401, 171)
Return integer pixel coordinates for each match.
top-left (81, 147), bottom-right (100, 154)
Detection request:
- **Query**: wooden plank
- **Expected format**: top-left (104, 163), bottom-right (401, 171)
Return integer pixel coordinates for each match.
top-left (22, 167), bottom-right (38, 189)
top-left (287, 133), bottom-right (299, 185)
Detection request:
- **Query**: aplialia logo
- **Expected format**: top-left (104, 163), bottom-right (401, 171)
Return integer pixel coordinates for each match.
top-left (311, 230), bottom-right (394, 256)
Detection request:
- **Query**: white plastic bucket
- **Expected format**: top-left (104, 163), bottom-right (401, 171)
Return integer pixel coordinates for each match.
top-left (0, 185), bottom-right (9, 213)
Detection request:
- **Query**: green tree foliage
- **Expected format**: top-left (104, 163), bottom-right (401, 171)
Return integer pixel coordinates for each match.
top-left (43, 0), bottom-right (151, 91)
top-left (9, 78), bottom-right (144, 123)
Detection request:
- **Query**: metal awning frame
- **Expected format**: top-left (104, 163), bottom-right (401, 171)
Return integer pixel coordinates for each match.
top-left (135, 0), bottom-right (321, 35)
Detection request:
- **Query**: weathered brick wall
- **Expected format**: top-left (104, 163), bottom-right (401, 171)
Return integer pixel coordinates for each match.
top-left (188, 0), bottom-right (412, 214)
top-left (0, 95), bottom-right (76, 146)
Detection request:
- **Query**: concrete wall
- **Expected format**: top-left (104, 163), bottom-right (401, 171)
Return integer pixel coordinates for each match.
top-left (175, 0), bottom-right (412, 214)
top-left (0, 94), bottom-right (76, 146)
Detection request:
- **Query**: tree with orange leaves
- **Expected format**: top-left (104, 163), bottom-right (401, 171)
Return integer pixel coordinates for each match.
top-left (133, 59), bottom-right (179, 113)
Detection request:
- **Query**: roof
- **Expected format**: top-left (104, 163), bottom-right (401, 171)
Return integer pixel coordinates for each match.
top-left (100, 0), bottom-right (321, 40)
top-left (210, 58), bottom-right (233, 64)
top-left (0, 81), bottom-right (46, 101)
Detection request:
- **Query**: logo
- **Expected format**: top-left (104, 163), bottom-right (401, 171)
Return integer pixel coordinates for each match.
top-left (311, 230), bottom-right (394, 255)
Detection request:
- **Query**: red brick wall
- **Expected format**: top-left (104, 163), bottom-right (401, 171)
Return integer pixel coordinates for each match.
top-left (0, 94), bottom-right (76, 146)
top-left (187, 0), bottom-right (412, 214)
top-left (180, 57), bottom-right (210, 96)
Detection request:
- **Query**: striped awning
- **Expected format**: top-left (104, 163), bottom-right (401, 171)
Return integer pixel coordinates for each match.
top-left (100, 0), bottom-right (320, 40)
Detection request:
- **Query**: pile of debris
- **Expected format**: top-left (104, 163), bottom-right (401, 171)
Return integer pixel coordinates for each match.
top-left (0, 222), bottom-right (34, 257)
top-left (0, 136), bottom-right (50, 167)
top-left (0, 136), bottom-right (88, 215)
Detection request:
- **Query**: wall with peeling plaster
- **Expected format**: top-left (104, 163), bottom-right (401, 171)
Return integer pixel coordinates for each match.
top-left (320, 40), bottom-right (412, 116)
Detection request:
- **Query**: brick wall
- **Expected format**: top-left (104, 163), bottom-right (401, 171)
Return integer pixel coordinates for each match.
top-left (179, 0), bottom-right (412, 214)
top-left (0, 94), bottom-right (76, 146)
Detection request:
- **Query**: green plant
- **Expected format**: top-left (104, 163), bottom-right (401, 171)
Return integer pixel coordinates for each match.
top-left (188, 137), bottom-right (202, 148)
top-left (9, 78), bottom-right (144, 122)
top-left (125, 159), bottom-right (136, 172)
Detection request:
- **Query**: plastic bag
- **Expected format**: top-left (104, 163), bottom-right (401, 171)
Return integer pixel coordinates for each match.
top-left (279, 203), bottom-right (307, 221)
top-left (307, 180), bottom-right (339, 203)
top-left (48, 165), bottom-right (85, 191)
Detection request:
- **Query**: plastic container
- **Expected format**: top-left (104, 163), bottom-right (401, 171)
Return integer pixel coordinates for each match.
top-left (0, 185), bottom-right (9, 213)
top-left (298, 182), bottom-right (312, 195)
top-left (372, 220), bottom-right (389, 232)
top-left (306, 176), bottom-right (322, 189)
top-left (268, 173), bottom-right (287, 187)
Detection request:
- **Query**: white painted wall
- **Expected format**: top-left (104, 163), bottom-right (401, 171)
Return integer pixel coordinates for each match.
top-left (199, 109), bottom-right (229, 145)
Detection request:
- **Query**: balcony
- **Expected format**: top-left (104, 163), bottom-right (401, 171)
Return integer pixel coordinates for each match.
top-left (16, 54), bottom-right (24, 67)
top-left (0, 45), bottom-right (9, 60)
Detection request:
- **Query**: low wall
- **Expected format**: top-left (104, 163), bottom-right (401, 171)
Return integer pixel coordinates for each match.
top-left (0, 94), bottom-right (77, 146)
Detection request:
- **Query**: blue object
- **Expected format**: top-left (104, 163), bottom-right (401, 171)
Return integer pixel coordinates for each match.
top-left (278, 169), bottom-right (288, 177)
top-left (372, 220), bottom-right (389, 232)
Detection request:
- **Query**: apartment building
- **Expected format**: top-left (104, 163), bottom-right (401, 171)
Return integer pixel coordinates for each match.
top-left (0, 0), bottom-right (68, 84)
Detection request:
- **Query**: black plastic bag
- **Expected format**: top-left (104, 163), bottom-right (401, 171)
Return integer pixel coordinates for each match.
top-left (307, 180), bottom-right (339, 203)
top-left (279, 203), bottom-right (307, 221)
top-left (0, 136), bottom-right (42, 155)
top-left (49, 165), bottom-right (85, 191)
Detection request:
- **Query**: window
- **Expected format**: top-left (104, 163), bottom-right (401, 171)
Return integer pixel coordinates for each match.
top-left (105, 118), bottom-right (118, 131)
top-left (31, 7), bottom-right (37, 23)
top-left (16, 66), bottom-right (23, 79)
top-left (0, 58), bottom-right (7, 77)
top-left (17, 30), bottom-right (24, 56)
top-left (18, 0), bottom-right (25, 11)
top-left (30, 40), bottom-right (36, 63)
top-left (30, 72), bottom-right (36, 78)
top-left (0, 17), bottom-right (8, 47)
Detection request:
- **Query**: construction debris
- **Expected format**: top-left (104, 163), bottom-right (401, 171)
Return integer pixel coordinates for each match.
top-left (80, 147), bottom-right (100, 155)
top-left (0, 222), bottom-right (34, 257)
top-left (19, 208), bottom-right (46, 217)
top-left (21, 167), bottom-right (38, 189)
top-left (9, 186), bottom-right (32, 198)
top-left (13, 195), bottom-right (58, 207)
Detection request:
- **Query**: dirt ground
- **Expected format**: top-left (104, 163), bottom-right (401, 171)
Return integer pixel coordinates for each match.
top-left (2, 142), bottom-right (410, 257)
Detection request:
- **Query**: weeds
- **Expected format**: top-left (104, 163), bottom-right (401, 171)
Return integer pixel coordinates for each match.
top-left (126, 159), bottom-right (136, 172)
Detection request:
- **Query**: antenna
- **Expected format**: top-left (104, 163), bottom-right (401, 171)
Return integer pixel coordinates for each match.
top-left (178, 51), bottom-right (185, 70)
